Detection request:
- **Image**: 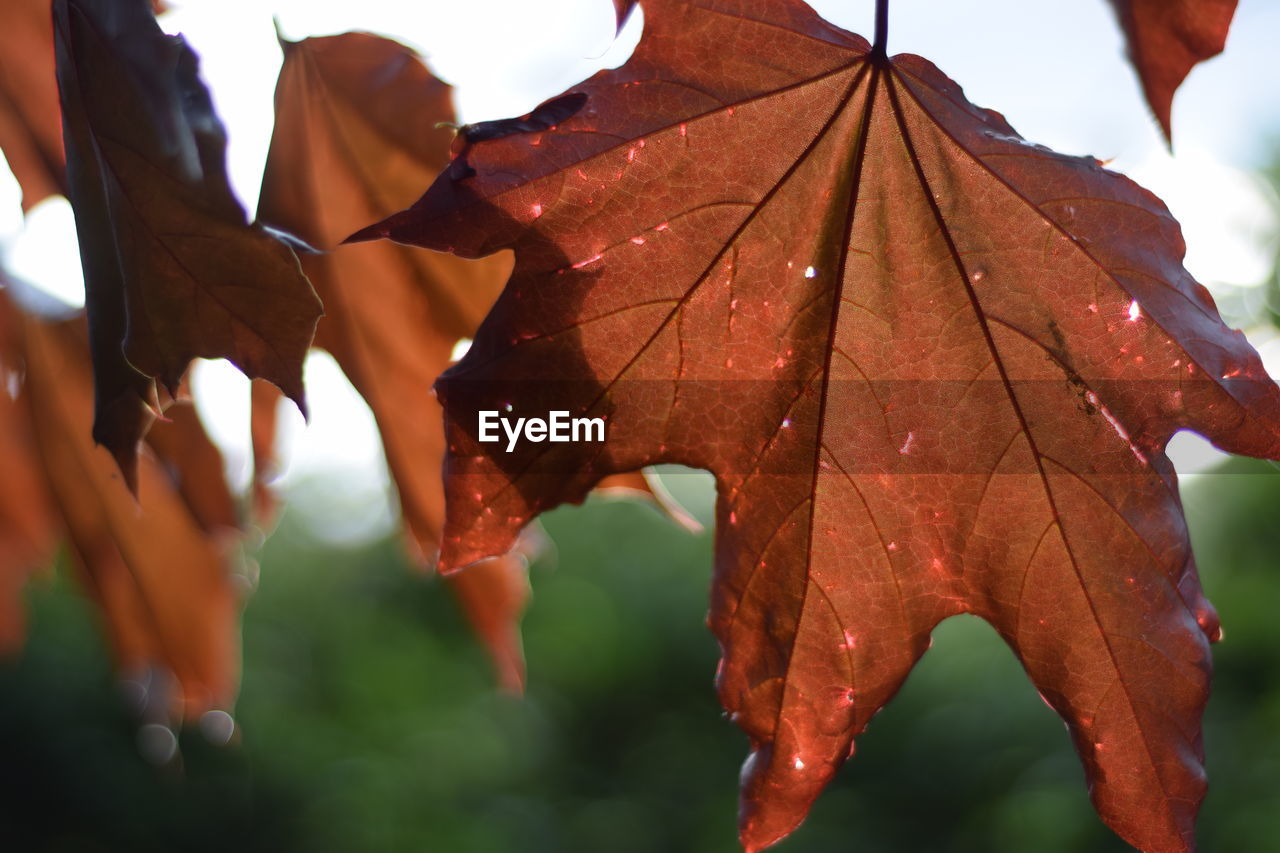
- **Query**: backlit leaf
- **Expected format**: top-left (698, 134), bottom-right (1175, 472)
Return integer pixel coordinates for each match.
top-left (53, 0), bottom-right (321, 485)
top-left (258, 32), bottom-right (510, 559)
top-left (1107, 0), bottom-right (1237, 141)
top-left (145, 395), bottom-right (241, 535)
top-left (255, 32), bottom-right (532, 683)
top-left (356, 1), bottom-right (1280, 849)
top-left (0, 285), bottom-right (57, 653)
top-left (7, 291), bottom-right (239, 717)
top-left (259, 32), bottom-right (696, 689)
top-left (249, 378), bottom-right (283, 529)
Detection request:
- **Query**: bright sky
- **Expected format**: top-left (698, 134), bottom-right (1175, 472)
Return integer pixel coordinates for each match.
top-left (0, 0), bottom-right (1277, 539)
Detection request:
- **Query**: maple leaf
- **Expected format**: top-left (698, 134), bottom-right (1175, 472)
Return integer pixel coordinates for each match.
top-left (0, 386), bottom-right (54, 655)
top-left (255, 31), bottom-right (533, 685)
top-left (354, 1), bottom-right (1280, 850)
top-left (0, 284), bottom-right (240, 718)
top-left (1107, 0), bottom-right (1237, 142)
top-left (258, 31), bottom-right (511, 555)
top-left (52, 0), bottom-right (321, 486)
top-left (257, 32), bottom-right (694, 690)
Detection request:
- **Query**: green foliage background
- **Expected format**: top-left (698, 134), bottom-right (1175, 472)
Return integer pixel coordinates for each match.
top-left (1, 457), bottom-right (1278, 852)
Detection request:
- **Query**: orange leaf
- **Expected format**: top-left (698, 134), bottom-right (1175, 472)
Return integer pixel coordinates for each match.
top-left (258, 32), bottom-right (510, 557)
top-left (145, 397), bottom-right (241, 535)
top-left (257, 33), bottom-right (537, 685)
top-left (0, 0), bottom-right (68, 212)
top-left (12, 293), bottom-right (239, 718)
top-left (0, 286), bottom-right (57, 653)
top-left (249, 378), bottom-right (283, 530)
top-left (258, 33), bottom-right (697, 688)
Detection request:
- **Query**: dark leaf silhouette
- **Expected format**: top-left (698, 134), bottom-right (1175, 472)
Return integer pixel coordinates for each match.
top-left (357, 1), bottom-right (1280, 849)
top-left (0, 0), bottom-right (68, 212)
top-left (53, 0), bottom-right (321, 486)
top-left (1107, 0), bottom-right (1237, 141)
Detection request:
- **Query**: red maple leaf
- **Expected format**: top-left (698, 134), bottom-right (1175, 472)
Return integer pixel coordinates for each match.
top-left (354, 1), bottom-right (1279, 849)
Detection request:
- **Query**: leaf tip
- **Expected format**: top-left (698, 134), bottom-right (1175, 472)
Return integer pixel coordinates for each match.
top-left (92, 387), bottom-right (160, 497)
top-left (343, 220), bottom-right (389, 246)
top-left (289, 389), bottom-right (309, 423)
top-left (110, 443), bottom-right (142, 497)
top-left (613, 0), bottom-right (639, 33)
top-left (1145, 90), bottom-right (1175, 148)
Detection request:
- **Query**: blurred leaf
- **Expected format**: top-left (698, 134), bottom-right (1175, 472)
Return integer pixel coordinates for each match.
top-left (146, 397), bottom-right (241, 534)
top-left (256, 33), bottom-right (693, 689)
top-left (250, 378), bottom-right (283, 530)
top-left (1106, 0), bottom-right (1237, 141)
top-left (0, 0), bottom-right (68, 212)
top-left (258, 32), bottom-right (509, 558)
top-left (0, 285), bottom-right (57, 653)
top-left (1, 284), bottom-right (240, 717)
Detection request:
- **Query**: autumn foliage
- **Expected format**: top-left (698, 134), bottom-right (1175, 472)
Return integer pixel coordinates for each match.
top-left (0, 0), bottom-right (1268, 850)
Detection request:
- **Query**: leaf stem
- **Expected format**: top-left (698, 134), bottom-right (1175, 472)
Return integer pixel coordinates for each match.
top-left (872, 0), bottom-right (889, 60)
